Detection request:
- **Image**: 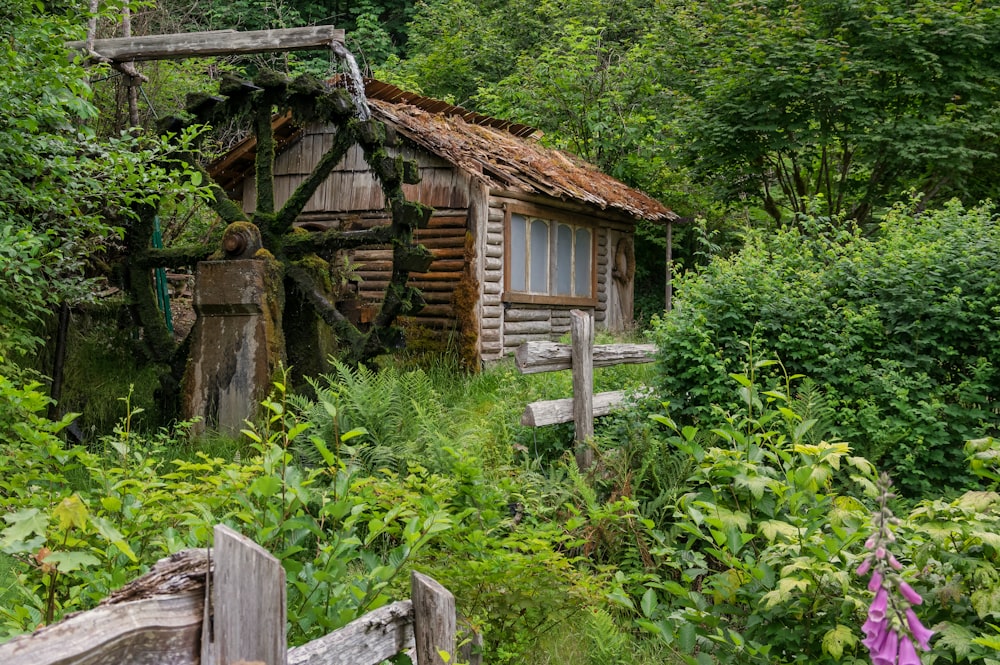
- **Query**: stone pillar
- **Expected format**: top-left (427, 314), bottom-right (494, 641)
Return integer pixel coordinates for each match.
top-left (182, 259), bottom-right (284, 435)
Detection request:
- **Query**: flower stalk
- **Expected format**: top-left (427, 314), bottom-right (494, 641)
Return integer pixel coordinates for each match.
top-left (857, 473), bottom-right (934, 665)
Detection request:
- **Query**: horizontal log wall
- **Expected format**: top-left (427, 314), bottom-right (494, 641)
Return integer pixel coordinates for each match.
top-left (350, 212), bottom-right (467, 330)
top-left (479, 202), bottom-right (505, 361)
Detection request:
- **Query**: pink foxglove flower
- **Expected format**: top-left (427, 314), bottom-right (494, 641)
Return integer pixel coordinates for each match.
top-left (898, 637), bottom-right (922, 665)
top-left (905, 608), bottom-right (934, 651)
top-left (857, 473), bottom-right (934, 664)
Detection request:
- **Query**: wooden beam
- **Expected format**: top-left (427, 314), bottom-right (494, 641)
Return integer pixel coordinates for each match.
top-left (515, 341), bottom-right (656, 374)
top-left (0, 550), bottom-right (209, 665)
top-left (286, 601), bottom-right (415, 665)
top-left (411, 572), bottom-right (456, 665)
top-left (68, 27), bottom-right (345, 63)
top-left (521, 389), bottom-right (639, 427)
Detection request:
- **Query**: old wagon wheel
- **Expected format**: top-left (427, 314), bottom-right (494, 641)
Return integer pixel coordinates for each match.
top-left (133, 68), bottom-right (433, 377)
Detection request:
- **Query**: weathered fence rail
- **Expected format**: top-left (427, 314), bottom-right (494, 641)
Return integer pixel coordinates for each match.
top-left (517, 309), bottom-right (656, 470)
top-left (0, 524), bottom-right (468, 665)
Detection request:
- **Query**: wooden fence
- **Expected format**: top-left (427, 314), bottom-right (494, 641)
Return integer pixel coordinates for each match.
top-left (0, 524), bottom-right (477, 665)
top-left (516, 309), bottom-right (656, 470)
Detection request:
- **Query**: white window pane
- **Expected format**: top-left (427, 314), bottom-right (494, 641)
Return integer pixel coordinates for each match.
top-left (530, 219), bottom-right (549, 293)
top-left (510, 214), bottom-right (526, 292)
top-left (555, 224), bottom-right (573, 295)
top-left (575, 228), bottom-right (591, 296)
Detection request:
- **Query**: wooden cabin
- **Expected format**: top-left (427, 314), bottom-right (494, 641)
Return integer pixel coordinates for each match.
top-left (211, 80), bottom-right (676, 364)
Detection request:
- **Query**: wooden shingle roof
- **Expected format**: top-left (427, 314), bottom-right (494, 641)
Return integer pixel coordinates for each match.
top-left (210, 79), bottom-right (677, 223)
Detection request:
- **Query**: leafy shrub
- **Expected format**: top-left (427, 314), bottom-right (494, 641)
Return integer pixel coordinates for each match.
top-left (649, 200), bottom-right (1000, 496)
top-left (600, 373), bottom-right (1000, 664)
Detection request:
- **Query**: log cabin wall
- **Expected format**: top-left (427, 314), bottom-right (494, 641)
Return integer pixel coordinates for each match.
top-left (485, 196), bottom-right (625, 361)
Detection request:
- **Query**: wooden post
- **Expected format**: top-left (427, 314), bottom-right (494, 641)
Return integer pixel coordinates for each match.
top-left (202, 525), bottom-right (287, 665)
top-left (570, 309), bottom-right (595, 470)
top-left (665, 220), bottom-right (673, 313)
top-left (411, 572), bottom-right (455, 665)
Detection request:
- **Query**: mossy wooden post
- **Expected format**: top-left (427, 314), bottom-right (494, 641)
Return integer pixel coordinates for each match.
top-left (570, 309), bottom-right (595, 470)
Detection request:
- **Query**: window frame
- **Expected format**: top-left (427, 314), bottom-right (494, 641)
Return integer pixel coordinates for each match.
top-left (502, 202), bottom-right (599, 307)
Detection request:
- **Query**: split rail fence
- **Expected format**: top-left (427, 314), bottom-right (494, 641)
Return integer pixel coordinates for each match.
top-left (0, 524), bottom-right (477, 665)
top-left (516, 309), bottom-right (656, 470)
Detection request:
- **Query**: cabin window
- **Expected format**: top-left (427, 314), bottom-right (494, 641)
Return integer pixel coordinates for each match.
top-left (505, 209), bottom-right (596, 305)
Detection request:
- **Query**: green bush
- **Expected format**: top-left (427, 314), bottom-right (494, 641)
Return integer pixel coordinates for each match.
top-left (649, 200), bottom-right (1000, 496)
top-left (610, 374), bottom-right (1000, 664)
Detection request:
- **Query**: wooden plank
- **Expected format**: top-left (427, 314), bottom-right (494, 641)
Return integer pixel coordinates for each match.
top-left (286, 601), bottom-right (414, 665)
top-left (516, 342), bottom-right (656, 374)
top-left (402, 316), bottom-right (456, 329)
top-left (521, 390), bottom-right (635, 427)
top-left (415, 236), bottom-right (466, 249)
top-left (0, 592), bottom-right (204, 665)
top-left (69, 27), bottom-right (345, 62)
top-left (419, 304), bottom-right (454, 317)
top-left (0, 550), bottom-right (209, 665)
top-left (427, 260), bottom-right (465, 272)
top-left (202, 525), bottom-right (286, 665)
top-left (411, 573), bottom-right (456, 665)
top-left (571, 310), bottom-right (595, 469)
top-left (458, 629), bottom-right (484, 665)
top-left (503, 333), bottom-right (552, 348)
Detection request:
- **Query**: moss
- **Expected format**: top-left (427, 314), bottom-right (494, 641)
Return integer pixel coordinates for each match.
top-left (258, 252), bottom-right (287, 378)
top-left (253, 68), bottom-right (289, 92)
top-left (254, 104), bottom-right (276, 216)
top-left (57, 305), bottom-right (165, 437)
top-left (452, 232), bottom-right (481, 371)
top-left (397, 321), bottom-right (458, 357)
top-left (254, 248), bottom-right (276, 261)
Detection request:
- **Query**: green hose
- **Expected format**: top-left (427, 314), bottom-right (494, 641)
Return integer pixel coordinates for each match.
top-left (152, 216), bottom-right (174, 335)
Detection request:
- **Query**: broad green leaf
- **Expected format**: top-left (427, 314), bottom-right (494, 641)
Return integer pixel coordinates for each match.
top-left (1, 508), bottom-right (49, 548)
top-left (53, 495), bottom-right (88, 531)
top-left (45, 550), bottom-right (101, 573)
top-left (90, 515), bottom-right (138, 563)
top-left (250, 475), bottom-right (282, 498)
top-left (641, 587), bottom-right (657, 618)
top-left (822, 624), bottom-right (857, 660)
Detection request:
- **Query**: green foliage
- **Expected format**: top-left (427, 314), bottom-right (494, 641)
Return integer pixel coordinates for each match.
top-left (672, 0), bottom-right (1000, 223)
top-left (649, 200), bottom-right (1000, 495)
top-left (599, 374), bottom-right (999, 664)
top-left (0, 1), bottom-right (213, 362)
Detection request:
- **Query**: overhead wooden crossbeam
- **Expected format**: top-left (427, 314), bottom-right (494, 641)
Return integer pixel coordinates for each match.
top-left (68, 26), bottom-right (345, 64)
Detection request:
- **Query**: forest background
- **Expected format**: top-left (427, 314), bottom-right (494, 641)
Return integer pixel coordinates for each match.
top-left (2, 0), bottom-right (1000, 664)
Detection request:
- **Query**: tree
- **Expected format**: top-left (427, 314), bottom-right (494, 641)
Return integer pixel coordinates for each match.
top-left (674, 0), bottom-right (1000, 225)
top-left (0, 0), bottom-right (206, 361)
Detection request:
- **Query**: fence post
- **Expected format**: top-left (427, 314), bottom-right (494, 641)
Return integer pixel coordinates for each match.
top-left (202, 524), bottom-right (287, 665)
top-left (570, 309), bottom-right (595, 470)
top-left (411, 571), bottom-right (456, 665)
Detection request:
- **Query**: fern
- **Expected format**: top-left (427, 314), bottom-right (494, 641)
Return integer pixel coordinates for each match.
top-left (290, 359), bottom-right (450, 474)
top-left (584, 608), bottom-right (630, 665)
top-left (631, 432), bottom-right (696, 528)
top-left (788, 378), bottom-right (837, 444)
